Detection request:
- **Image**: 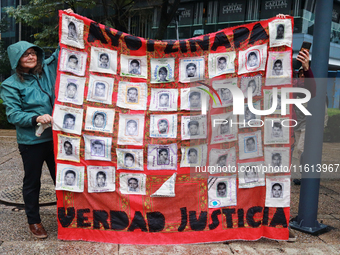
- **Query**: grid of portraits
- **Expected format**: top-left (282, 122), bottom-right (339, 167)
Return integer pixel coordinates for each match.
top-left (55, 12), bottom-right (293, 210)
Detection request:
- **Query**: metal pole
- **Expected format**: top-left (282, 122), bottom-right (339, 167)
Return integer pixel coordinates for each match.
top-left (175, 15), bottom-right (179, 40)
top-left (290, 0), bottom-right (333, 234)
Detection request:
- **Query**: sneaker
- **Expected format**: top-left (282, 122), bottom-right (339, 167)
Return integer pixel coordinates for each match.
top-left (29, 223), bottom-right (48, 239)
top-left (288, 228), bottom-right (296, 242)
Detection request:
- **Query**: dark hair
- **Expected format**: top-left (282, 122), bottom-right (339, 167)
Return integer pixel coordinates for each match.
top-left (130, 59), bottom-right (139, 66)
top-left (277, 24), bottom-right (284, 30)
top-left (68, 22), bottom-right (76, 29)
top-left (64, 141), bottom-right (72, 148)
top-left (189, 91), bottom-right (201, 99)
top-left (159, 67), bottom-right (168, 74)
top-left (186, 63), bottom-right (196, 70)
top-left (126, 119), bottom-right (137, 127)
top-left (246, 137), bottom-right (255, 144)
top-left (127, 87), bottom-right (138, 94)
top-left (65, 169), bottom-right (76, 177)
top-left (218, 57), bottom-right (226, 62)
top-left (272, 183), bottom-right (282, 190)
top-left (92, 140), bottom-right (104, 147)
top-left (188, 148), bottom-right (198, 155)
top-left (158, 148), bottom-right (168, 156)
top-left (274, 59), bottom-right (282, 67)
top-left (124, 153), bottom-right (134, 160)
top-left (217, 182), bottom-right (226, 189)
top-left (128, 177), bottom-right (138, 184)
top-left (94, 112), bottom-right (105, 120)
top-left (159, 93), bottom-right (169, 99)
top-left (188, 120), bottom-right (199, 128)
top-left (248, 79), bottom-right (256, 86)
top-left (273, 122), bottom-right (282, 129)
top-left (95, 82), bottom-right (106, 89)
top-left (272, 153), bottom-right (281, 160)
top-left (64, 113), bottom-right (75, 122)
top-left (158, 119), bottom-right (168, 126)
top-left (68, 54), bottom-right (78, 63)
top-left (100, 53), bottom-right (109, 59)
top-left (96, 171), bottom-right (106, 180)
top-left (248, 51), bottom-right (257, 60)
top-left (16, 48), bottom-right (43, 82)
top-left (67, 82), bottom-right (77, 89)
top-left (217, 155), bottom-right (227, 161)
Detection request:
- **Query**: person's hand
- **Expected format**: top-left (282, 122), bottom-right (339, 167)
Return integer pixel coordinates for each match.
top-left (64, 8), bottom-right (74, 14)
top-left (276, 14), bottom-right (288, 19)
top-left (37, 114), bottom-right (53, 125)
top-left (296, 49), bottom-right (310, 71)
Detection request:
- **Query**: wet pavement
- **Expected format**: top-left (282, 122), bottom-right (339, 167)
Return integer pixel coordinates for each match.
top-left (0, 130), bottom-right (339, 254)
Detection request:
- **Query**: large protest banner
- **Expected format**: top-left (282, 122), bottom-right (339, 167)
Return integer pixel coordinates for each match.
top-left (54, 10), bottom-right (294, 244)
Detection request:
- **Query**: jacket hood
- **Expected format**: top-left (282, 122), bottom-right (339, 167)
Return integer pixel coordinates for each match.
top-left (7, 41), bottom-right (44, 70)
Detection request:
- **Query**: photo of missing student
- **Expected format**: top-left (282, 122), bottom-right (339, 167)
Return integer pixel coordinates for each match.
top-left (116, 149), bottom-right (143, 171)
top-left (120, 54), bottom-right (147, 78)
top-left (83, 135), bottom-right (112, 161)
top-left (238, 162), bottom-right (265, 189)
top-left (269, 19), bottom-right (292, 48)
top-left (87, 166), bottom-right (115, 193)
top-left (238, 131), bottom-right (263, 160)
top-left (55, 163), bottom-right (84, 192)
top-left (84, 107), bottom-right (115, 133)
top-left (150, 114), bottom-right (177, 139)
top-left (57, 134), bottom-right (81, 162)
top-left (119, 173), bottom-right (146, 195)
top-left (265, 50), bottom-right (292, 86)
top-left (210, 112), bottom-right (238, 144)
top-left (150, 58), bottom-right (175, 83)
top-left (87, 74), bottom-right (114, 104)
top-left (117, 82), bottom-right (147, 110)
top-left (59, 48), bottom-right (87, 76)
top-left (57, 74), bottom-right (86, 105)
top-left (89, 47), bottom-right (117, 75)
top-left (60, 14), bottom-right (85, 49)
top-left (238, 44), bottom-right (267, 75)
top-left (208, 52), bottom-right (236, 78)
top-left (265, 176), bottom-right (291, 207)
top-left (179, 57), bottom-right (205, 83)
top-left (208, 148), bottom-right (236, 171)
top-left (181, 115), bottom-right (207, 140)
top-left (180, 144), bottom-right (207, 167)
top-left (264, 118), bottom-right (290, 144)
top-left (149, 89), bottom-right (178, 111)
top-left (147, 144), bottom-right (177, 170)
top-left (238, 102), bottom-right (262, 128)
top-left (208, 176), bottom-right (237, 208)
top-left (211, 78), bottom-right (238, 108)
top-left (264, 147), bottom-right (290, 171)
top-left (240, 75), bottom-right (262, 98)
top-left (117, 114), bottom-right (144, 145)
top-left (180, 87), bottom-right (207, 111)
top-left (52, 105), bottom-right (83, 135)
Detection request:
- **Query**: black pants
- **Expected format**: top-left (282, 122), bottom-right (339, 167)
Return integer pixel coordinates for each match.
top-left (18, 141), bottom-right (56, 224)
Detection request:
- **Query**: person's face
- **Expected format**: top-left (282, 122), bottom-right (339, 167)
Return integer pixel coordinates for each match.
top-left (190, 95), bottom-right (200, 107)
top-left (217, 157), bottom-right (226, 167)
top-left (245, 108), bottom-right (254, 121)
top-left (128, 179), bottom-right (138, 190)
top-left (159, 71), bottom-right (167, 81)
top-left (19, 48), bottom-right (37, 73)
top-left (64, 118), bottom-right (75, 129)
top-left (186, 66), bottom-right (196, 77)
top-left (272, 126), bottom-right (282, 137)
top-left (158, 122), bottom-right (168, 133)
top-left (125, 156), bottom-right (134, 167)
top-left (188, 151), bottom-right (197, 163)
top-left (217, 185), bottom-right (226, 196)
top-left (245, 167), bottom-right (257, 179)
top-left (272, 156), bottom-right (281, 167)
top-left (64, 143), bottom-right (72, 155)
top-left (218, 59), bottom-right (227, 70)
top-left (97, 174), bottom-right (106, 187)
top-left (246, 139), bottom-right (255, 151)
top-left (189, 125), bottom-right (198, 135)
top-left (248, 55), bottom-right (257, 67)
top-left (249, 81), bottom-right (256, 93)
top-left (100, 55), bottom-right (109, 64)
top-left (272, 185), bottom-right (282, 198)
top-left (277, 26), bottom-right (284, 38)
top-left (67, 85), bottom-right (77, 99)
top-left (65, 173), bottom-right (75, 186)
top-left (273, 62), bottom-right (282, 75)
top-left (127, 123), bottom-right (137, 135)
top-left (131, 62), bottom-right (139, 72)
top-left (93, 144), bottom-right (103, 155)
top-left (159, 95), bottom-right (169, 106)
top-left (128, 89), bottom-right (137, 101)
top-left (68, 25), bottom-right (76, 38)
top-left (221, 89), bottom-right (231, 101)
top-left (220, 123), bottom-right (229, 134)
top-left (159, 151), bottom-right (168, 162)
top-left (68, 58), bottom-right (78, 69)
top-left (298, 70), bottom-right (305, 78)
top-left (95, 84), bottom-right (105, 97)
top-left (94, 115), bottom-right (105, 128)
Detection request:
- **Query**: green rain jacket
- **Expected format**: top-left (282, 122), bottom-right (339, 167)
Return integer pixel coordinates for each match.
top-left (0, 41), bottom-right (59, 145)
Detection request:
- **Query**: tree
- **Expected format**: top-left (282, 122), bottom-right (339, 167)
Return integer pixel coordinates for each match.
top-left (154, 0), bottom-right (180, 40)
top-left (0, 17), bottom-right (12, 81)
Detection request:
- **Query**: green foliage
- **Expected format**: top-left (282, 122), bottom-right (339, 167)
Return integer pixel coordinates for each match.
top-left (323, 108), bottom-right (340, 142)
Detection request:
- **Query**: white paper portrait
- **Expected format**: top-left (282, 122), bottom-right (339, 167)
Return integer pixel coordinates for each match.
top-left (208, 52), bottom-right (236, 78)
top-left (89, 47), bottom-right (117, 75)
top-left (263, 89), bottom-right (290, 115)
top-left (150, 58), bottom-right (175, 83)
top-left (120, 54), bottom-right (147, 79)
top-left (181, 115), bottom-right (207, 140)
top-left (208, 176), bottom-right (237, 208)
top-left (116, 149), bottom-right (144, 171)
top-left (117, 81), bottom-right (147, 110)
top-left (120, 173), bottom-right (146, 195)
top-left (147, 143), bottom-right (178, 170)
top-left (264, 147), bottom-right (290, 170)
top-left (210, 112), bottom-right (238, 144)
top-left (238, 101), bottom-right (262, 128)
top-left (238, 44), bottom-right (267, 75)
top-left (179, 57), bottom-right (205, 83)
top-left (149, 88), bottom-right (178, 111)
top-left (238, 162), bottom-right (265, 189)
top-left (269, 19), bottom-right (293, 48)
top-left (83, 135), bottom-right (112, 161)
top-left (57, 74), bottom-right (86, 105)
top-left (52, 104), bottom-right (83, 135)
top-left (264, 118), bottom-right (290, 144)
top-left (59, 48), bottom-right (87, 76)
top-left (238, 130), bottom-right (263, 160)
top-left (86, 74), bottom-right (114, 105)
top-left (150, 114), bottom-right (177, 139)
top-left (60, 14), bottom-right (85, 49)
top-left (117, 114), bottom-right (145, 146)
top-left (180, 87), bottom-right (208, 111)
top-left (87, 166), bottom-right (115, 193)
top-left (56, 163), bottom-right (84, 192)
top-left (208, 147), bottom-right (236, 170)
top-left (180, 144), bottom-right (208, 167)
top-left (240, 75), bottom-right (262, 98)
top-left (212, 78), bottom-right (238, 108)
top-left (265, 51), bottom-right (292, 86)
top-left (56, 134), bottom-right (81, 163)
top-left (265, 176), bottom-right (291, 207)
top-left (84, 106), bottom-right (115, 133)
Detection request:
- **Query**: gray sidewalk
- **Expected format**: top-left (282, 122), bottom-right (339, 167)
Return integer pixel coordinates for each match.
top-left (0, 130), bottom-right (339, 254)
